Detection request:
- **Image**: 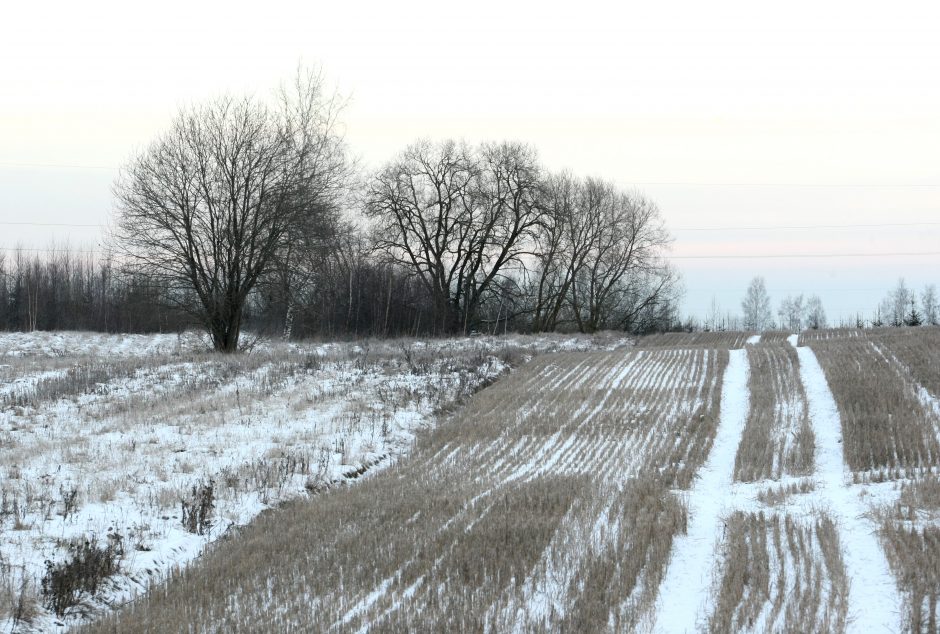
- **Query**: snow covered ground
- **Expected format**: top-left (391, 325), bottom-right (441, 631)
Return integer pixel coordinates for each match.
top-left (795, 344), bottom-right (901, 633)
top-left (6, 328), bottom-right (939, 632)
top-left (654, 349), bottom-right (750, 633)
top-left (0, 330), bottom-right (629, 632)
top-left (653, 336), bottom-right (908, 632)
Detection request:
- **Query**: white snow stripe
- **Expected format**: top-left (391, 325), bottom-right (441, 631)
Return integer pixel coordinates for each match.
top-left (653, 348), bottom-right (750, 633)
top-left (794, 341), bottom-right (902, 634)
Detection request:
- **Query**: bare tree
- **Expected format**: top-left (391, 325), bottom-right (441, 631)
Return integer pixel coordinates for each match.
top-left (741, 276), bottom-right (773, 331)
top-left (922, 284), bottom-right (939, 326)
top-left (880, 278), bottom-right (913, 328)
top-left (527, 173), bottom-right (571, 333)
top-left (568, 181), bottom-right (674, 333)
top-left (805, 294), bottom-right (827, 330)
top-left (112, 69), bottom-right (349, 352)
top-left (778, 294), bottom-right (805, 331)
top-left (528, 172), bottom-right (602, 332)
top-left (365, 139), bottom-right (541, 334)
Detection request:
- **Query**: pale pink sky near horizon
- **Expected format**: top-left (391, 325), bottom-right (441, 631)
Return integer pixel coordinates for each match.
top-left (2, 0), bottom-right (938, 323)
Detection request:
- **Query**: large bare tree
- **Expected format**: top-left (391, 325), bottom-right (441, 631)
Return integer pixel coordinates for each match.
top-left (365, 139), bottom-right (541, 333)
top-left (529, 175), bottom-right (676, 333)
top-left (569, 182), bottom-right (675, 332)
top-left (112, 69), bottom-right (349, 351)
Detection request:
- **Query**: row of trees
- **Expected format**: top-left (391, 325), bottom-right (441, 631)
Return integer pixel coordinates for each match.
top-left (106, 71), bottom-right (679, 351)
top-left (4, 70), bottom-right (679, 350)
top-left (364, 141), bottom-right (679, 338)
top-left (872, 279), bottom-right (939, 327)
top-left (0, 249), bottom-right (186, 333)
top-left (734, 276), bottom-right (938, 333)
top-left (0, 245), bottom-right (452, 339)
top-left (738, 277), bottom-right (828, 332)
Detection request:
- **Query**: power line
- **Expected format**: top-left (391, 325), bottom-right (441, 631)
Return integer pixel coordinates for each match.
top-left (0, 221), bottom-right (105, 227)
top-left (674, 221), bottom-right (940, 232)
top-left (0, 247), bottom-right (104, 254)
top-left (672, 251), bottom-right (940, 260)
top-left (620, 181), bottom-right (940, 188)
top-left (0, 161), bottom-right (116, 171)
top-left (1, 245), bottom-right (938, 261)
top-left (685, 288), bottom-right (905, 293)
top-left (2, 219), bottom-right (940, 233)
top-left (3, 162), bottom-right (940, 189)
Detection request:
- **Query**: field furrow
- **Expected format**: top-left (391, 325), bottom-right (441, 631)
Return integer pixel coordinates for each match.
top-left (81, 344), bottom-right (726, 632)
top-left (734, 344), bottom-right (813, 481)
top-left (654, 348), bottom-right (749, 633)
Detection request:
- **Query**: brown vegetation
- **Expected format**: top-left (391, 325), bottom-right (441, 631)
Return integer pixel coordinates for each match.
top-left (735, 344), bottom-right (814, 481)
top-left (82, 345), bottom-right (727, 631)
top-left (757, 331), bottom-right (795, 344)
top-left (636, 331), bottom-right (751, 349)
top-left (708, 512), bottom-right (848, 633)
top-left (809, 338), bottom-right (940, 473)
top-left (880, 522), bottom-right (940, 632)
top-left (756, 480), bottom-right (816, 506)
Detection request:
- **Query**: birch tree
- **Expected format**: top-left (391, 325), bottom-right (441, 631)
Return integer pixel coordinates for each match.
top-left (741, 276), bottom-right (773, 331)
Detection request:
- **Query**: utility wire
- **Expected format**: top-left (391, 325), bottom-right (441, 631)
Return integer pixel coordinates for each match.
top-left (0, 247), bottom-right (104, 254)
top-left (674, 221), bottom-right (940, 231)
top-left (3, 219), bottom-right (940, 232)
top-left (622, 182), bottom-right (940, 188)
top-left (671, 251), bottom-right (940, 260)
top-left (0, 162), bottom-right (115, 170)
top-left (3, 162), bottom-right (940, 189)
top-left (0, 221), bottom-right (105, 227)
top-left (1, 246), bottom-right (938, 260)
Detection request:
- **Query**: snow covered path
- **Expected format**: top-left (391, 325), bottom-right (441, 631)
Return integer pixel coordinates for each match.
top-left (653, 349), bottom-right (750, 633)
top-left (795, 343), bottom-right (902, 634)
top-left (653, 339), bottom-right (902, 633)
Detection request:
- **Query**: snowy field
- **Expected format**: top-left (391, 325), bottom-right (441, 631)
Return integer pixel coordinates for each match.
top-left (0, 330), bottom-right (629, 632)
top-left (5, 327), bottom-right (940, 632)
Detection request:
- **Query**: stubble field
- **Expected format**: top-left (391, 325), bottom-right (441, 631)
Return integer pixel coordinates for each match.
top-left (3, 327), bottom-right (940, 632)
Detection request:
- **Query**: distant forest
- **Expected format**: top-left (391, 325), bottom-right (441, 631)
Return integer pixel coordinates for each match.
top-left (0, 239), bottom-right (678, 339)
top-left (7, 71), bottom-right (933, 345)
top-left (0, 247), bottom-right (442, 338)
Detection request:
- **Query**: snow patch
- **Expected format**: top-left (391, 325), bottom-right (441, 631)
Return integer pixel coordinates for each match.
top-left (653, 348), bottom-right (750, 633)
top-left (794, 342), bottom-right (903, 634)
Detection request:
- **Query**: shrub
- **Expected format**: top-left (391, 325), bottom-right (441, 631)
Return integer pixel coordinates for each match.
top-left (41, 534), bottom-right (124, 617)
top-left (181, 480), bottom-right (215, 535)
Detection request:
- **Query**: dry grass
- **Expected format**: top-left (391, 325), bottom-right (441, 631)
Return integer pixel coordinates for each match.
top-left (874, 327), bottom-right (940, 404)
top-left (758, 331), bottom-right (796, 344)
top-left (0, 563), bottom-right (38, 631)
top-left (798, 328), bottom-right (867, 345)
top-left (708, 511), bottom-right (848, 634)
top-left (756, 480), bottom-right (816, 506)
top-left (82, 345), bottom-right (727, 631)
top-left (879, 472), bottom-right (940, 631)
top-left (635, 331), bottom-right (752, 349)
top-left (554, 479), bottom-right (687, 632)
top-left (1, 335), bottom-right (551, 629)
top-left (880, 523), bottom-right (940, 632)
top-left (809, 338), bottom-right (940, 473)
top-left (735, 345), bottom-right (814, 481)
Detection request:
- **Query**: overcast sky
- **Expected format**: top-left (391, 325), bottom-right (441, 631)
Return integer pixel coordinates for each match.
top-left (2, 0), bottom-right (939, 323)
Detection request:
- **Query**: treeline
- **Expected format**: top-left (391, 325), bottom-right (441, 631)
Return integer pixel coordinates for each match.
top-left (685, 276), bottom-right (940, 333)
top-left (5, 71), bottom-right (681, 346)
top-left (0, 249), bottom-right (185, 333)
top-left (870, 279), bottom-right (939, 327)
top-left (0, 247), bottom-right (441, 337)
top-left (0, 233), bottom-right (680, 339)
